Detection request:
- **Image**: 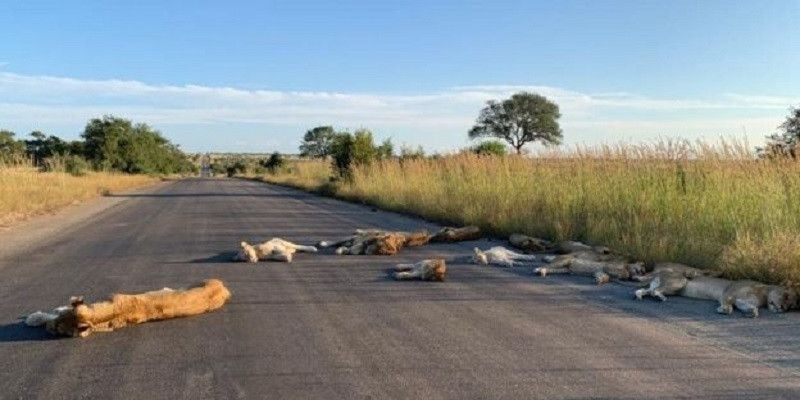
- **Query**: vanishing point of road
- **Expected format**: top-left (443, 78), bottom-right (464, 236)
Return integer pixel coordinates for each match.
top-left (1, 178), bottom-right (799, 399)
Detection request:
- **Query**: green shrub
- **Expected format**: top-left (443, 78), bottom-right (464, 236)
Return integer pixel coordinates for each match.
top-left (64, 155), bottom-right (91, 176)
top-left (263, 152), bottom-right (286, 174)
top-left (41, 154), bottom-right (91, 176)
top-left (330, 129), bottom-right (381, 177)
top-left (470, 140), bottom-right (508, 156)
top-left (226, 160), bottom-right (247, 177)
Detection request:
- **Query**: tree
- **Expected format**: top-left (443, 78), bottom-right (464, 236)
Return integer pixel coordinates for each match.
top-left (471, 140), bottom-right (508, 156)
top-left (469, 92), bottom-right (562, 154)
top-left (0, 130), bottom-right (26, 162)
top-left (80, 115), bottom-right (193, 174)
top-left (299, 126), bottom-right (336, 158)
top-left (376, 138), bottom-right (394, 160)
top-left (330, 133), bottom-right (355, 177)
top-left (24, 131), bottom-right (68, 166)
top-left (761, 106), bottom-right (800, 158)
top-left (329, 129), bottom-right (381, 177)
top-left (82, 116), bottom-right (134, 169)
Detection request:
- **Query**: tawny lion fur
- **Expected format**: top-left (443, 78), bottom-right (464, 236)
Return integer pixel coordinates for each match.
top-left (320, 229), bottom-right (431, 255)
top-left (508, 234), bottom-right (553, 253)
top-left (430, 226), bottom-right (482, 243)
top-left (633, 263), bottom-right (723, 301)
top-left (40, 279), bottom-right (231, 338)
top-left (535, 250), bottom-right (645, 284)
top-left (393, 259), bottom-right (447, 281)
top-left (635, 272), bottom-right (797, 317)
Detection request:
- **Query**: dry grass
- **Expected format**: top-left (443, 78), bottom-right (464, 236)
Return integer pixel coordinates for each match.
top-left (264, 159), bottom-right (332, 190)
top-left (263, 140), bottom-right (800, 288)
top-left (0, 167), bottom-right (159, 227)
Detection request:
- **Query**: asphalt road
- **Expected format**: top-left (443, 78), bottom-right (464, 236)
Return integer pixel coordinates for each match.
top-left (1, 178), bottom-right (800, 399)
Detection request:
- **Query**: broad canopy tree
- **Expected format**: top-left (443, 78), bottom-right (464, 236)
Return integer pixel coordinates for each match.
top-left (81, 115), bottom-right (194, 174)
top-left (299, 126), bottom-right (336, 158)
top-left (469, 92), bottom-right (562, 154)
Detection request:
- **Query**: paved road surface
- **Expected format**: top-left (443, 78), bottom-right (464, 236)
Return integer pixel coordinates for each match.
top-left (1, 178), bottom-right (800, 399)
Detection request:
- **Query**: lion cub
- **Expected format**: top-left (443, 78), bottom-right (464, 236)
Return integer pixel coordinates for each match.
top-left (27, 279), bottom-right (231, 338)
top-left (234, 238), bottom-right (318, 263)
top-left (393, 259), bottom-right (447, 281)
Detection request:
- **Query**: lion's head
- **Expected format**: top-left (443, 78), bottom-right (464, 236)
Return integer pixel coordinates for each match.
top-left (46, 297), bottom-right (92, 338)
top-left (627, 262), bottom-right (646, 277)
top-left (472, 248), bottom-right (488, 265)
top-left (767, 287), bottom-right (798, 313)
top-left (431, 259), bottom-right (447, 282)
top-left (234, 241), bottom-right (259, 263)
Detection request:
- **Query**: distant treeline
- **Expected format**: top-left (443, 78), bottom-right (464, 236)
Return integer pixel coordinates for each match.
top-left (0, 115), bottom-right (195, 175)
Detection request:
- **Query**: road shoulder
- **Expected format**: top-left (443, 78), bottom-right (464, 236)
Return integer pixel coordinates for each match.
top-left (0, 180), bottom-right (174, 259)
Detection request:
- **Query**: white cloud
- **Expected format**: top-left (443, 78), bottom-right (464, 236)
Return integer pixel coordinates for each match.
top-left (0, 71), bottom-right (797, 152)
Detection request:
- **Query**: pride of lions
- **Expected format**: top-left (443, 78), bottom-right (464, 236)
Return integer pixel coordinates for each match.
top-left (25, 225), bottom-right (797, 338)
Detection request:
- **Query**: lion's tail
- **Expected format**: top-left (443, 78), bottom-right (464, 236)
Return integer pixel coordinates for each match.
top-left (25, 311), bottom-right (57, 327)
top-left (293, 245), bottom-right (318, 253)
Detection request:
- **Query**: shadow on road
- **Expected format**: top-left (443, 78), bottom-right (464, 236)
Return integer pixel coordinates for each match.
top-left (0, 321), bottom-right (58, 342)
top-left (174, 251), bottom-right (239, 264)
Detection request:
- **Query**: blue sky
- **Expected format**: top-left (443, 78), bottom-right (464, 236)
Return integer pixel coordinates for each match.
top-left (1, 1), bottom-right (798, 152)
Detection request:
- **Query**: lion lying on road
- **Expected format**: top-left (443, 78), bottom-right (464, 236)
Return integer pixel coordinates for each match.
top-left (508, 234), bottom-right (553, 252)
top-left (637, 273), bottom-right (797, 317)
top-left (319, 229), bottom-right (431, 255)
top-left (633, 263), bottom-right (722, 301)
top-left (535, 251), bottom-right (645, 284)
top-left (430, 226), bottom-right (482, 243)
top-left (393, 259), bottom-right (447, 281)
top-left (27, 279), bottom-right (231, 337)
top-left (554, 240), bottom-right (611, 255)
top-left (234, 238), bottom-right (318, 263)
top-left (472, 246), bottom-right (540, 267)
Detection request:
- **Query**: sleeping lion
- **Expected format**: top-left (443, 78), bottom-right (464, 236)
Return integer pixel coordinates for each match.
top-left (234, 238), bottom-right (318, 263)
top-left (26, 279), bottom-right (231, 337)
top-left (508, 234), bottom-right (554, 253)
top-left (535, 251), bottom-right (645, 284)
top-left (633, 263), bottom-right (723, 301)
top-left (393, 259), bottom-right (447, 281)
top-left (430, 226), bottom-right (482, 243)
top-left (639, 274), bottom-right (797, 317)
top-left (319, 229), bottom-right (431, 255)
top-left (472, 246), bottom-right (540, 267)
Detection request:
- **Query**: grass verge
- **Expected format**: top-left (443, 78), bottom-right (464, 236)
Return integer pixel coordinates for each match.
top-left (0, 167), bottom-right (160, 227)
top-left (261, 142), bottom-right (800, 289)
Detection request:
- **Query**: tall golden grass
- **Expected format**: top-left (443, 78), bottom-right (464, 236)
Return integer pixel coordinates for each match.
top-left (0, 167), bottom-right (159, 227)
top-left (263, 139), bottom-right (800, 288)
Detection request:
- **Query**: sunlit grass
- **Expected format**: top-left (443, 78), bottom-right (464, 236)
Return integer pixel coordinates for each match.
top-left (0, 166), bottom-right (159, 227)
top-left (263, 139), bottom-right (800, 288)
